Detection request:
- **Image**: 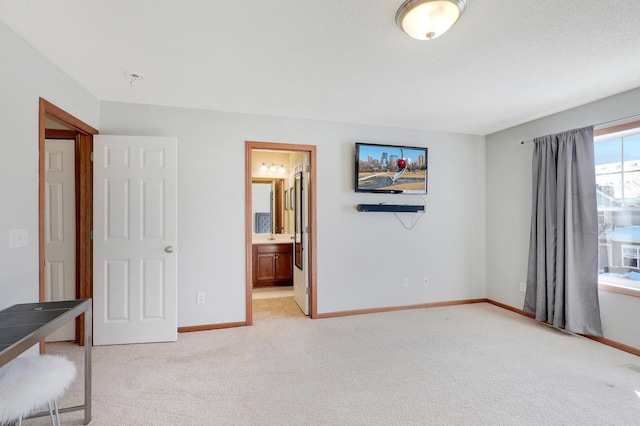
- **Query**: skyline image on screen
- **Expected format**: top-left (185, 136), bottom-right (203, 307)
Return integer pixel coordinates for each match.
top-left (355, 143), bottom-right (427, 194)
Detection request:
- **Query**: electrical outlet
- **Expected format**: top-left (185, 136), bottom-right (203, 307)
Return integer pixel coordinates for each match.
top-left (196, 292), bottom-right (206, 304)
top-left (402, 278), bottom-right (409, 288)
top-left (519, 282), bottom-right (526, 293)
top-left (423, 277), bottom-right (429, 287)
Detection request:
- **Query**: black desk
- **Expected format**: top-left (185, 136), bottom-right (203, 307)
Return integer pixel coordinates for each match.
top-left (0, 299), bottom-right (92, 424)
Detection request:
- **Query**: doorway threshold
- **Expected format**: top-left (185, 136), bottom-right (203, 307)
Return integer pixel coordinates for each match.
top-left (252, 287), bottom-right (294, 300)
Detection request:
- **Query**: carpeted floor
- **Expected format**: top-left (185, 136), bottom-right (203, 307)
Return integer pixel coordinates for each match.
top-left (34, 303), bottom-right (640, 425)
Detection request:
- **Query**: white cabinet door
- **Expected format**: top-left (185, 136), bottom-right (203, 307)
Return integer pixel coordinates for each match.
top-left (93, 135), bottom-right (177, 345)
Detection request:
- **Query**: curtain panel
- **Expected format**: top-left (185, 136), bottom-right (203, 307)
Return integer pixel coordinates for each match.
top-left (524, 126), bottom-right (603, 336)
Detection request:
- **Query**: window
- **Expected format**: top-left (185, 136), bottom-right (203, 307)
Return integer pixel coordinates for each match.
top-left (621, 244), bottom-right (640, 269)
top-left (595, 121), bottom-right (640, 292)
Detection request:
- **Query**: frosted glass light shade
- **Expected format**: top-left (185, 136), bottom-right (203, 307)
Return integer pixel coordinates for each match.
top-left (396, 0), bottom-right (466, 40)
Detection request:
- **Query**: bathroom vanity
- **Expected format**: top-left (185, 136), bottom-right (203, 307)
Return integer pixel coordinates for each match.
top-left (252, 241), bottom-right (293, 287)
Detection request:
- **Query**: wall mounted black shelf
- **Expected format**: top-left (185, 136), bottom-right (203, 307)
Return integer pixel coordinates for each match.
top-left (356, 204), bottom-right (425, 213)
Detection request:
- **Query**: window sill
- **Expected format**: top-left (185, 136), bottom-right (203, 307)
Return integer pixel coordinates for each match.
top-left (598, 282), bottom-right (640, 298)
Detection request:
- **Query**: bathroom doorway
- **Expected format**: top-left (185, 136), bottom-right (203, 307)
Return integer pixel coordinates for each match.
top-left (245, 141), bottom-right (317, 324)
top-left (39, 98), bottom-right (97, 347)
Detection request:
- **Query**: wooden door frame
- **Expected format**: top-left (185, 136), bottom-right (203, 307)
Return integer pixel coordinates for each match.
top-left (245, 141), bottom-right (317, 325)
top-left (39, 98), bottom-right (98, 346)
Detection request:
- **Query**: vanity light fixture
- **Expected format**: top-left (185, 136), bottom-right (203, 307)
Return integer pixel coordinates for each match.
top-left (278, 164), bottom-right (286, 174)
top-left (259, 162), bottom-right (268, 172)
top-left (268, 163), bottom-right (277, 172)
top-left (396, 0), bottom-right (467, 40)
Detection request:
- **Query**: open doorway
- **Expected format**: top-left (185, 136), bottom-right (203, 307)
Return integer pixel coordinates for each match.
top-left (245, 141), bottom-right (317, 325)
top-left (39, 98), bottom-right (98, 346)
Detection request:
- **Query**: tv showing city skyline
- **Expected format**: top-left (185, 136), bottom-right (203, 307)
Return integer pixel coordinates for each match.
top-left (355, 142), bottom-right (428, 194)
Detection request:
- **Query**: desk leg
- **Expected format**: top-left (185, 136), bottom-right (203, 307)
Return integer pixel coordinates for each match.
top-left (84, 304), bottom-right (92, 425)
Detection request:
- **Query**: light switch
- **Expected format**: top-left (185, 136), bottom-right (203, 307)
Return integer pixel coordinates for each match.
top-left (8, 228), bottom-right (28, 248)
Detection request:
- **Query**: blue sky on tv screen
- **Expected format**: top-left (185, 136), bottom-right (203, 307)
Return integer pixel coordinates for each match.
top-left (358, 145), bottom-right (425, 163)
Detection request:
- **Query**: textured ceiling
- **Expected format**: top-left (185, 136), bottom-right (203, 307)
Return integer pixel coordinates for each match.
top-left (2, 0), bottom-right (640, 135)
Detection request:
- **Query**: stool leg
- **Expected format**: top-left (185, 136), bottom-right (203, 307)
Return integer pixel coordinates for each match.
top-left (53, 399), bottom-right (61, 426)
top-left (48, 401), bottom-right (55, 425)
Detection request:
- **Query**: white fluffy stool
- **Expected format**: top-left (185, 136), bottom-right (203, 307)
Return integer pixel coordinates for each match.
top-left (0, 355), bottom-right (76, 426)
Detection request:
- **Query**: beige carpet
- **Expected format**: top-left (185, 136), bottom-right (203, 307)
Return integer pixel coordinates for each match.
top-left (34, 303), bottom-right (640, 425)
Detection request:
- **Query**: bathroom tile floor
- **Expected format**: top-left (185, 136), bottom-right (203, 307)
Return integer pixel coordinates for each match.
top-left (253, 296), bottom-right (305, 321)
top-left (252, 286), bottom-right (293, 299)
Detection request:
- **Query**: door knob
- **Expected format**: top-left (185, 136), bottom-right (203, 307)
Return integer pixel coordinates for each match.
top-left (164, 246), bottom-right (174, 253)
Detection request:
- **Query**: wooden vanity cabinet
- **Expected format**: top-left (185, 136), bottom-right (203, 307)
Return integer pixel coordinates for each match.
top-left (252, 243), bottom-right (293, 287)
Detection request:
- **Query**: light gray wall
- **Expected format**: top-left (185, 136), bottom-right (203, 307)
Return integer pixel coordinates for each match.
top-left (0, 22), bottom-right (99, 311)
top-left (100, 102), bottom-right (487, 327)
top-left (486, 87), bottom-right (640, 350)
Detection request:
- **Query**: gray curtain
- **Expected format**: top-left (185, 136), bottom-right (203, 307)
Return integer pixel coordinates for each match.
top-left (524, 126), bottom-right (603, 336)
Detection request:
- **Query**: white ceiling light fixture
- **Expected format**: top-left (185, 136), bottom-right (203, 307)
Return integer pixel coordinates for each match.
top-left (396, 0), bottom-right (467, 40)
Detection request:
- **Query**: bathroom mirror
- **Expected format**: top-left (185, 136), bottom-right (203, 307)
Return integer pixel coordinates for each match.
top-left (252, 178), bottom-right (285, 234)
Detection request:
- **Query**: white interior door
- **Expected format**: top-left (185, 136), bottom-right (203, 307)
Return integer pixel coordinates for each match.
top-left (293, 159), bottom-right (310, 315)
top-left (44, 139), bottom-right (76, 342)
top-left (93, 135), bottom-right (177, 345)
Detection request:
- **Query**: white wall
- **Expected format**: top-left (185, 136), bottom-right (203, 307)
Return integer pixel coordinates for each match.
top-left (100, 102), bottom-right (487, 327)
top-left (0, 22), bottom-right (99, 311)
top-left (486, 87), bottom-right (640, 350)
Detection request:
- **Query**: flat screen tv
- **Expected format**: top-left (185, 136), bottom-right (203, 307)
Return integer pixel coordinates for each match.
top-left (355, 142), bottom-right (428, 194)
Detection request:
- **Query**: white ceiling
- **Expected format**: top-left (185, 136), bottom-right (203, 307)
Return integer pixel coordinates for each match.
top-left (2, 0), bottom-right (640, 135)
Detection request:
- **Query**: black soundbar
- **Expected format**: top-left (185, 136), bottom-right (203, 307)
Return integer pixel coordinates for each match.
top-left (356, 204), bottom-right (425, 213)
